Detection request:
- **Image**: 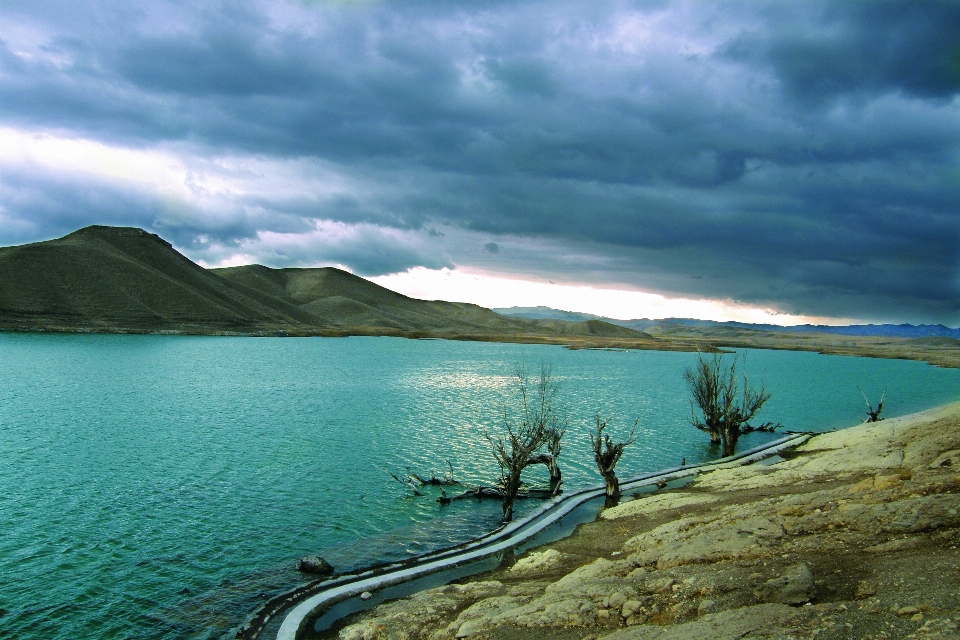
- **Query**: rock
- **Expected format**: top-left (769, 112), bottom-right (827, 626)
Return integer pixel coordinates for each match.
top-left (898, 605), bottom-right (920, 616)
top-left (847, 477), bottom-right (874, 493)
top-left (930, 450), bottom-right (960, 468)
top-left (854, 581), bottom-right (878, 598)
top-left (510, 549), bottom-right (563, 575)
top-left (622, 600), bottom-right (643, 618)
top-left (601, 492), bottom-right (719, 520)
top-left (456, 619), bottom-right (483, 637)
top-left (873, 474), bottom-right (903, 491)
top-left (654, 579), bottom-right (676, 594)
top-left (360, 591), bottom-right (373, 600)
top-left (609, 591), bottom-right (628, 609)
top-left (296, 555), bottom-right (334, 575)
top-left (485, 595), bottom-right (594, 627)
top-left (865, 537), bottom-right (923, 553)
top-left (597, 603), bottom-right (798, 640)
top-left (545, 557), bottom-right (632, 595)
top-left (754, 563), bottom-right (815, 605)
top-left (625, 515), bottom-right (784, 570)
top-left (697, 599), bottom-right (717, 615)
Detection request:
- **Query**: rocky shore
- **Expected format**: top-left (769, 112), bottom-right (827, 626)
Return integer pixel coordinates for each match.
top-left (330, 402), bottom-right (960, 640)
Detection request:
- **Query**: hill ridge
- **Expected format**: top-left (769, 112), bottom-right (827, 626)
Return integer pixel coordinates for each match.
top-left (0, 226), bottom-right (652, 341)
top-left (494, 306), bottom-right (960, 338)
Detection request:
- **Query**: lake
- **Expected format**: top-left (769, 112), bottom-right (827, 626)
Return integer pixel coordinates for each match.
top-left (0, 334), bottom-right (957, 639)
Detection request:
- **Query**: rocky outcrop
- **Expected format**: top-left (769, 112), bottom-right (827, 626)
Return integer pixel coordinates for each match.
top-left (336, 403), bottom-right (960, 640)
top-left (754, 563), bottom-right (815, 605)
top-left (599, 603), bottom-right (799, 639)
top-left (508, 549), bottom-right (564, 576)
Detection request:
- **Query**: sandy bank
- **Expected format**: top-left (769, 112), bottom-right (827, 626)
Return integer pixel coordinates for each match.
top-left (327, 402), bottom-right (960, 640)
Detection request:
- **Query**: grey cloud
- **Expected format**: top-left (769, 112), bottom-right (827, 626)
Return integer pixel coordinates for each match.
top-left (722, 1), bottom-right (960, 105)
top-left (0, 166), bottom-right (453, 276)
top-left (483, 242), bottom-right (499, 254)
top-left (1, 0), bottom-right (958, 323)
top-left (0, 166), bottom-right (162, 245)
top-left (306, 238), bottom-right (453, 277)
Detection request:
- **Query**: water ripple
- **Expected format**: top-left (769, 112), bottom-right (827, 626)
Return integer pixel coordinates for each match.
top-left (0, 334), bottom-right (956, 639)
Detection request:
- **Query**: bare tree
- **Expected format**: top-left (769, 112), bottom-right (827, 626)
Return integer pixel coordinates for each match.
top-left (683, 352), bottom-right (770, 457)
top-left (859, 387), bottom-right (887, 423)
top-left (487, 364), bottom-right (566, 522)
top-left (590, 414), bottom-right (639, 503)
top-left (527, 424), bottom-right (565, 496)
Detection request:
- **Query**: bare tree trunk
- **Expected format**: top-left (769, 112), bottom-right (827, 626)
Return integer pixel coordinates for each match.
top-left (721, 429), bottom-right (738, 458)
top-left (501, 474), bottom-right (522, 521)
top-left (527, 453), bottom-right (562, 496)
top-left (548, 461), bottom-right (562, 495)
top-left (710, 431), bottom-right (721, 445)
top-left (601, 470), bottom-right (620, 500)
top-left (590, 414), bottom-right (638, 502)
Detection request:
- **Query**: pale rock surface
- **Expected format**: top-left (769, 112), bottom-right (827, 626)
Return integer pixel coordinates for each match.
top-left (544, 557), bottom-right (634, 595)
top-left (600, 492), bottom-right (718, 520)
top-left (754, 563), bottom-right (815, 604)
top-left (597, 603), bottom-right (798, 640)
top-left (624, 515), bottom-right (784, 569)
top-left (508, 549), bottom-right (563, 575)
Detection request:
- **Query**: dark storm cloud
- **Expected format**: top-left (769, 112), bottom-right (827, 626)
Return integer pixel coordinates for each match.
top-left (1, 0), bottom-right (958, 323)
top-left (722, 1), bottom-right (960, 104)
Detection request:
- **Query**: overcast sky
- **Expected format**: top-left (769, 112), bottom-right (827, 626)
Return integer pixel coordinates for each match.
top-left (1, 1), bottom-right (958, 325)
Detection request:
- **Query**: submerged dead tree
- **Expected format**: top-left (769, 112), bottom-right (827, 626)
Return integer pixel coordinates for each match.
top-left (487, 364), bottom-right (566, 522)
top-left (382, 461), bottom-right (460, 498)
top-left (382, 467), bottom-right (423, 496)
top-left (590, 414), bottom-right (639, 503)
top-left (860, 387), bottom-right (887, 423)
top-left (683, 352), bottom-right (770, 458)
top-left (526, 425), bottom-right (565, 496)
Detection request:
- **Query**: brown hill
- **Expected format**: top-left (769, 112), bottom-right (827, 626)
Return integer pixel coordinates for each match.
top-left (0, 226), bottom-right (316, 332)
top-left (0, 226), bottom-right (654, 340)
top-left (526, 318), bottom-right (654, 339)
top-left (211, 264), bottom-right (540, 333)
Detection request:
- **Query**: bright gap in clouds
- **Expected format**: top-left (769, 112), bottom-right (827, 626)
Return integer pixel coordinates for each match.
top-left (370, 268), bottom-right (855, 326)
top-left (0, 127), bottom-right (862, 327)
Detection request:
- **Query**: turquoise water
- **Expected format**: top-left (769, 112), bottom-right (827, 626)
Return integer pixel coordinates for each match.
top-left (0, 334), bottom-right (957, 639)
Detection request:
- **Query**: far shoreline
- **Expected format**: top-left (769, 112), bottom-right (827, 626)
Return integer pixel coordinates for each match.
top-left (1, 325), bottom-right (957, 369)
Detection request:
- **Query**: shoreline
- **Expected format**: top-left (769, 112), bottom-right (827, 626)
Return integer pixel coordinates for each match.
top-left (248, 436), bottom-right (809, 640)
top-left (325, 401), bottom-right (960, 639)
top-left (2, 327), bottom-right (957, 369)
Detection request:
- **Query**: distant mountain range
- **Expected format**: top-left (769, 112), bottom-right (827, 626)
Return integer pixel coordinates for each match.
top-left (493, 306), bottom-right (960, 339)
top-left (0, 226), bottom-right (650, 341)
